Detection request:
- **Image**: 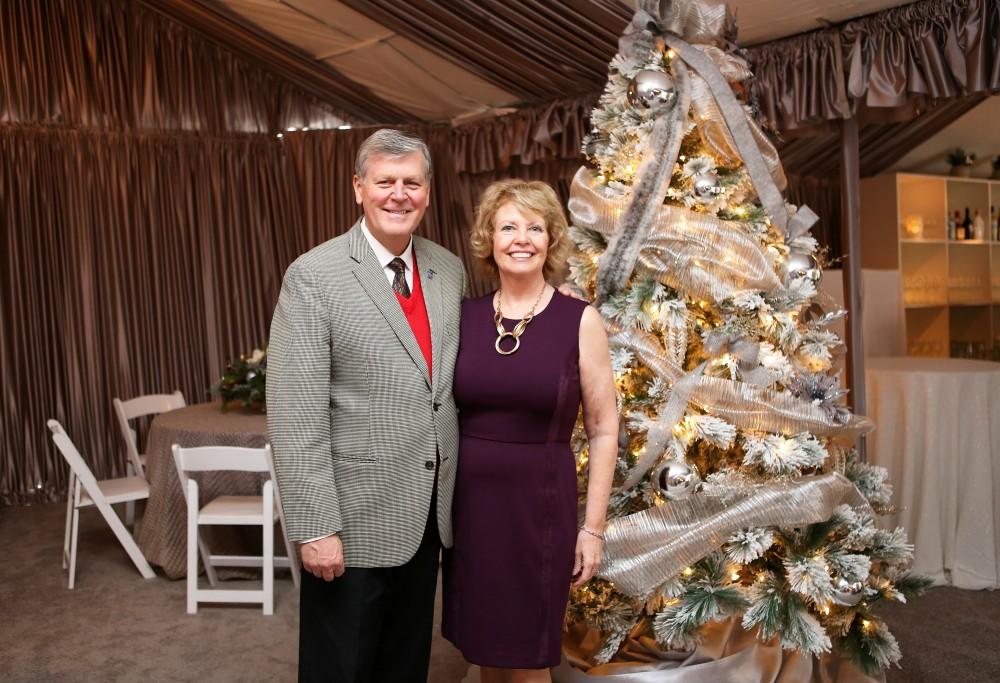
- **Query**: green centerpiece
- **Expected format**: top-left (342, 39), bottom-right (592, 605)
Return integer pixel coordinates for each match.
top-left (213, 346), bottom-right (267, 412)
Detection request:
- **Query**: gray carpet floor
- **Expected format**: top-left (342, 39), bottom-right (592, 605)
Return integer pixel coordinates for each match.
top-left (2, 503), bottom-right (997, 682)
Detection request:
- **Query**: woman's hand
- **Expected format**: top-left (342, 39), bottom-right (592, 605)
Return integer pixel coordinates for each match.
top-left (573, 528), bottom-right (604, 586)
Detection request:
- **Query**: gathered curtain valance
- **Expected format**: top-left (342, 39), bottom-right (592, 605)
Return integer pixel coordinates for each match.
top-left (451, 96), bottom-right (596, 174)
top-left (749, 0), bottom-right (1000, 131)
top-left (843, 0), bottom-right (1000, 108)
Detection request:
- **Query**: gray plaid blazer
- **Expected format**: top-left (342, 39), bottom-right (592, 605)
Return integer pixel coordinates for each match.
top-left (266, 221), bottom-right (466, 567)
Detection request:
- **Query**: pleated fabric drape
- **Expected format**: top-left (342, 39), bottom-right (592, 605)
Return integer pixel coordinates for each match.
top-left (0, 0), bottom-right (344, 503)
top-left (0, 0), bottom-right (350, 132)
top-left (1, 128), bottom-right (301, 502)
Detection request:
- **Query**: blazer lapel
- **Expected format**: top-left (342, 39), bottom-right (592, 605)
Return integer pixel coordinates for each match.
top-left (350, 224), bottom-right (431, 388)
top-left (415, 237), bottom-right (445, 396)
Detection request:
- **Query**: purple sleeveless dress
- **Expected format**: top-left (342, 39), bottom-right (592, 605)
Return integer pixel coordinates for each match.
top-left (443, 291), bottom-right (587, 669)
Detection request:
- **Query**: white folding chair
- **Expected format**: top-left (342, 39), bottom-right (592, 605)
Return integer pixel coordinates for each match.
top-left (113, 391), bottom-right (185, 527)
top-left (47, 420), bottom-right (156, 589)
top-left (112, 390), bottom-right (186, 477)
top-left (171, 443), bottom-right (299, 615)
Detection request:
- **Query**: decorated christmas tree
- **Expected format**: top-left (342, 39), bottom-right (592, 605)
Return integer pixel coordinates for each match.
top-left (562, 1), bottom-right (928, 678)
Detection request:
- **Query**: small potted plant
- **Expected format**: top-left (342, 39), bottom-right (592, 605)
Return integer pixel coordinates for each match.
top-left (947, 148), bottom-right (975, 177)
top-left (992, 155), bottom-right (1000, 180)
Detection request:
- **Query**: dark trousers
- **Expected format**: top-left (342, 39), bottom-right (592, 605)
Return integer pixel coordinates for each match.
top-left (298, 505), bottom-right (441, 683)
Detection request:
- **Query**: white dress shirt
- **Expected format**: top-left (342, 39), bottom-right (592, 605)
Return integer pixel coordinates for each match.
top-left (361, 217), bottom-right (414, 292)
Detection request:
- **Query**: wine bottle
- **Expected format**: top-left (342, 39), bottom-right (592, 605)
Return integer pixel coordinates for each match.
top-left (992, 205), bottom-right (998, 241)
top-left (956, 210), bottom-right (967, 240)
top-left (963, 207), bottom-right (973, 240)
top-left (947, 211), bottom-right (956, 240)
top-left (973, 209), bottom-right (986, 240)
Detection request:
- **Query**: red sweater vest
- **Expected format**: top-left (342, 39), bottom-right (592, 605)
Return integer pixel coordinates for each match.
top-left (394, 256), bottom-right (432, 379)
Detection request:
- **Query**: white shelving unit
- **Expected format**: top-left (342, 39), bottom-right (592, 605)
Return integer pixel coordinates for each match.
top-left (860, 172), bottom-right (1000, 359)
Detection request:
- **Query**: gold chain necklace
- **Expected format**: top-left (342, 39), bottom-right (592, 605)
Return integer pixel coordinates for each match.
top-left (494, 284), bottom-right (547, 356)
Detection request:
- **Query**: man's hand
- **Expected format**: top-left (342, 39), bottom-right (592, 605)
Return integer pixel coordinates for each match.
top-left (300, 534), bottom-right (345, 581)
top-left (557, 282), bottom-right (588, 301)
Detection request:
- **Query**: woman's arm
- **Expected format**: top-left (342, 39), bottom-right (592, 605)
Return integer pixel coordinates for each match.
top-left (574, 305), bottom-right (619, 586)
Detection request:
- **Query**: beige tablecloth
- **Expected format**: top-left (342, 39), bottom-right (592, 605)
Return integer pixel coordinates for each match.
top-left (134, 402), bottom-right (269, 579)
top-left (865, 357), bottom-right (1000, 589)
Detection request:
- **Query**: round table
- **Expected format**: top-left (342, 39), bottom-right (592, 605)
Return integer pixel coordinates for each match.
top-left (865, 356), bottom-right (1000, 589)
top-left (134, 402), bottom-right (268, 579)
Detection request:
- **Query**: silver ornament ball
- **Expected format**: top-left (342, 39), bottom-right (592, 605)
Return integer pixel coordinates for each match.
top-left (654, 459), bottom-right (701, 501)
top-left (692, 172), bottom-right (720, 199)
top-left (783, 252), bottom-right (820, 281)
top-left (830, 576), bottom-right (865, 606)
top-left (627, 70), bottom-right (676, 110)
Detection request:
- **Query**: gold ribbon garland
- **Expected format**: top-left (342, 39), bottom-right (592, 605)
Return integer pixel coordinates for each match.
top-left (600, 472), bottom-right (868, 597)
top-left (569, 167), bottom-right (783, 302)
top-left (609, 324), bottom-right (873, 443)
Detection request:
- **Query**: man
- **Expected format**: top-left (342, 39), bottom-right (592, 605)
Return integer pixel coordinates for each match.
top-left (267, 129), bottom-right (466, 682)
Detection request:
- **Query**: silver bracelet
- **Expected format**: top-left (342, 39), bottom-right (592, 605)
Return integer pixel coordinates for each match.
top-left (579, 526), bottom-right (605, 541)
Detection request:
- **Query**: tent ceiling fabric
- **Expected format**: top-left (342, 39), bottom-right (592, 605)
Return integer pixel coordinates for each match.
top-left (141, 0), bottom-right (417, 123)
top-left (206, 0), bottom-right (916, 123)
top-left (215, 0), bottom-right (519, 121)
top-left (335, 0), bottom-right (631, 103)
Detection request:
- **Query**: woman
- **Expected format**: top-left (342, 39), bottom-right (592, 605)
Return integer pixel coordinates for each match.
top-left (443, 180), bottom-right (618, 682)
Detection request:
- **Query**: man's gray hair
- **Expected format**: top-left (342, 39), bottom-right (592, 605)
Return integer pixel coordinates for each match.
top-left (355, 129), bottom-right (433, 180)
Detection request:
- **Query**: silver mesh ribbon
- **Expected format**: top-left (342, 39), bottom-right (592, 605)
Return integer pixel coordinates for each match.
top-left (600, 471), bottom-right (868, 597)
top-left (688, 59), bottom-right (788, 192)
top-left (595, 59), bottom-right (692, 304)
top-left (627, 0), bottom-right (803, 235)
top-left (569, 168), bottom-right (782, 302)
top-left (662, 33), bottom-right (817, 239)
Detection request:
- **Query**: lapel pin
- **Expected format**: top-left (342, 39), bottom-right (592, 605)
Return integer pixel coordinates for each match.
top-left (426, 268), bottom-right (436, 280)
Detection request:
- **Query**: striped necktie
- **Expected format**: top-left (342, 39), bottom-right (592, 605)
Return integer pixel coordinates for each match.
top-left (387, 257), bottom-right (410, 298)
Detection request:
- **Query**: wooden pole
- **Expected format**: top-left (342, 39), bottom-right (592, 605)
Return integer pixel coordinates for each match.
top-left (839, 115), bottom-right (867, 460)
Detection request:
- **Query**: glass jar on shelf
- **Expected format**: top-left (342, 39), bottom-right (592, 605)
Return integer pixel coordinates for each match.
top-left (904, 214), bottom-right (924, 238)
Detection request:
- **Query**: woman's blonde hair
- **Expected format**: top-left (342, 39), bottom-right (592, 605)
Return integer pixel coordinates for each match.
top-left (469, 179), bottom-right (570, 280)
